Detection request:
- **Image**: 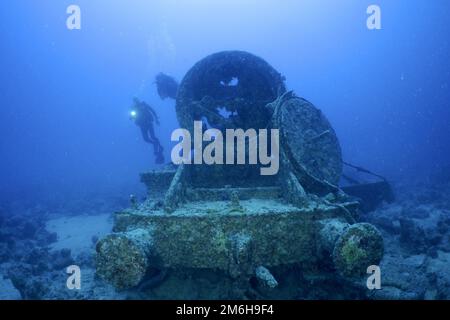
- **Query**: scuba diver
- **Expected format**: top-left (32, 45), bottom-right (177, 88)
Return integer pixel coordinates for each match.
top-left (155, 73), bottom-right (179, 100)
top-left (130, 98), bottom-right (165, 164)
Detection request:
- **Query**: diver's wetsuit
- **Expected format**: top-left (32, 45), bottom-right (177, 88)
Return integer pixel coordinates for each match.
top-left (132, 99), bottom-right (165, 164)
top-left (155, 73), bottom-right (179, 100)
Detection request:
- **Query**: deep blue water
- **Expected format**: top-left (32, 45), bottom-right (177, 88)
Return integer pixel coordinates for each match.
top-left (1, 0), bottom-right (449, 208)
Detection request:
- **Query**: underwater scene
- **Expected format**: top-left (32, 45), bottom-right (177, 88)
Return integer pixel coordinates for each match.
top-left (0, 0), bottom-right (449, 301)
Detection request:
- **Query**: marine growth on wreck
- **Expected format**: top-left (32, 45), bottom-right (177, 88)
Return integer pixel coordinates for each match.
top-left (94, 51), bottom-right (384, 299)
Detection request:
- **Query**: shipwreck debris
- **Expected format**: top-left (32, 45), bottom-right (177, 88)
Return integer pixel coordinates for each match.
top-left (96, 51), bottom-right (384, 296)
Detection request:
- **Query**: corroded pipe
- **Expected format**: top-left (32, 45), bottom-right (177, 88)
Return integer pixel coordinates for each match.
top-left (319, 220), bottom-right (384, 277)
top-left (95, 228), bottom-right (154, 290)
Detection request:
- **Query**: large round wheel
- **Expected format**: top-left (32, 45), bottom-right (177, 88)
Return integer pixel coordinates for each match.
top-left (176, 50), bottom-right (286, 133)
top-left (280, 97), bottom-right (343, 186)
